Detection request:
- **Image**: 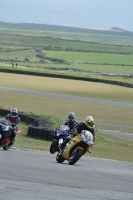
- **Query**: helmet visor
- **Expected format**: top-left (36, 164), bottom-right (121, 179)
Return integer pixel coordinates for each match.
top-left (11, 112), bottom-right (17, 116)
top-left (68, 116), bottom-right (74, 121)
top-left (86, 122), bottom-right (94, 128)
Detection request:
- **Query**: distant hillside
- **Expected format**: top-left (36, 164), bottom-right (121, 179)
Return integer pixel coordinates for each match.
top-left (0, 21), bottom-right (133, 37)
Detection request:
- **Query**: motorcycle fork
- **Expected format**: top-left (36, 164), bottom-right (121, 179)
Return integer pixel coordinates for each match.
top-left (59, 138), bottom-right (63, 145)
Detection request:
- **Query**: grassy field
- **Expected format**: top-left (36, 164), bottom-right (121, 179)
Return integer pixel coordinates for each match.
top-left (43, 50), bottom-right (133, 65)
top-left (3, 48), bottom-right (133, 64)
top-left (0, 27), bottom-right (133, 45)
top-left (0, 29), bottom-right (133, 84)
top-left (0, 35), bottom-right (133, 84)
top-left (1, 36), bottom-right (133, 53)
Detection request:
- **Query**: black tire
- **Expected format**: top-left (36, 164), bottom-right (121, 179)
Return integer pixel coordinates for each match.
top-left (68, 149), bottom-right (83, 165)
top-left (50, 140), bottom-right (58, 154)
top-left (3, 144), bottom-right (10, 150)
top-left (3, 140), bottom-right (14, 150)
top-left (56, 153), bottom-right (65, 163)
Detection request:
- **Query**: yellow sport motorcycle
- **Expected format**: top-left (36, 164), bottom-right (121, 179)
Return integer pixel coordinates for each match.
top-left (56, 130), bottom-right (94, 165)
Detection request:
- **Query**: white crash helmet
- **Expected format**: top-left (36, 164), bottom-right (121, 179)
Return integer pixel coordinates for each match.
top-left (11, 108), bottom-right (18, 118)
top-left (68, 112), bottom-right (75, 122)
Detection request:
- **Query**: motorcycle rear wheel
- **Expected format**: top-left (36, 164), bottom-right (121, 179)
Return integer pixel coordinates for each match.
top-left (68, 149), bottom-right (83, 165)
top-left (56, 153), bottom-right (65, 163)
top-left (50, 140), bottom-right (58, 154)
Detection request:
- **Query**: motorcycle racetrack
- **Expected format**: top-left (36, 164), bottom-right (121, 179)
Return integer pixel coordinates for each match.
top-left (0, 86), bottom-right (133, 200)
top-left (1, 148), bottom-right (133, 200)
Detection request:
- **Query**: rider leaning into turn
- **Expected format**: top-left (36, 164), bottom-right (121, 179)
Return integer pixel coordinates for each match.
top-left (5, 108), bottom-right (20, 146)
top-left (60, 115), bottom-right (96, 151)
top-left (64, 112), bottom-right (78, 132)
top-left (59, 112), bottom-right (78, 150)
top-left (76, 116), bottom-right (96, 142)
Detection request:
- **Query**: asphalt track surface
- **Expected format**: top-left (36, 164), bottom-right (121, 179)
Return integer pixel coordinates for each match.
top-left (1, 148), bottom-right (133, 200)
top-left (1, 86), bottom-right (133, 108)
top-left (1, 86), bottom-right (133, 200)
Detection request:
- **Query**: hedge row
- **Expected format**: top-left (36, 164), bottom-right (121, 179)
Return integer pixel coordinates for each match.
top-left (0, 68), bottom-right (133, 88)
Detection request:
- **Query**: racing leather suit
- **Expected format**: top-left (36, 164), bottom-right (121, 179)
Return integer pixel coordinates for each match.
top-left (76, 122), bottom-right (95, 141)
top-left (60, 120), bottom-right (78, 150)
top-left (5, 114), bottom-right (20, 140)
top-left (64, 120), bottom-right (78, 132)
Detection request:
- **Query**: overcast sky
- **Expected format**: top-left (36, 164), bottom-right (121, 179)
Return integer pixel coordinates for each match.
top-left (0, 0), bottom-right (133, 31)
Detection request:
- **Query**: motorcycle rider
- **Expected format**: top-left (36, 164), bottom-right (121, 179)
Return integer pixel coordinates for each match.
top-left (59, 112), bottom-right (78, 150)
top-left (51, 112), bottom-right (78, 152)
top-left (64, 112), bottom-right (78, 132)
top-left (76, 116), bottom-right (95, 141)
top-left (5, 108), bottom-right (20, 146)
top-left (60, 115), bottom-right (95, 151)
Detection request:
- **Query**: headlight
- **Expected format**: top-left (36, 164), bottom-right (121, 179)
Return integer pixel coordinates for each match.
top-left (4, 126), bottom-right (10, 131)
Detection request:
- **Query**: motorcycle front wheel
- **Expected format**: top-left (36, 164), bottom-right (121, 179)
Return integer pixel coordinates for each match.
top-left (68, 149), bottom-right (83, 165)
top-left (50, 140), bottom-right (58, 154)
top-left (56, 153), bottom-right (65, 163)
top-left (3, 144), bottom-right (10, 150)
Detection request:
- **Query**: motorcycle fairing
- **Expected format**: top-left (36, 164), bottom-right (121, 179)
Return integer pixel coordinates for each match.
top-left (0, 119), bottom-right (11, 147)
top-left (62, 135), bottom-right (81, 160)
top-left (55, 125), bottom-right (69, 138)
top-left (0, 130), bottom-right (11, 146)
top-left (62, 134), bottom-right (91, 160)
